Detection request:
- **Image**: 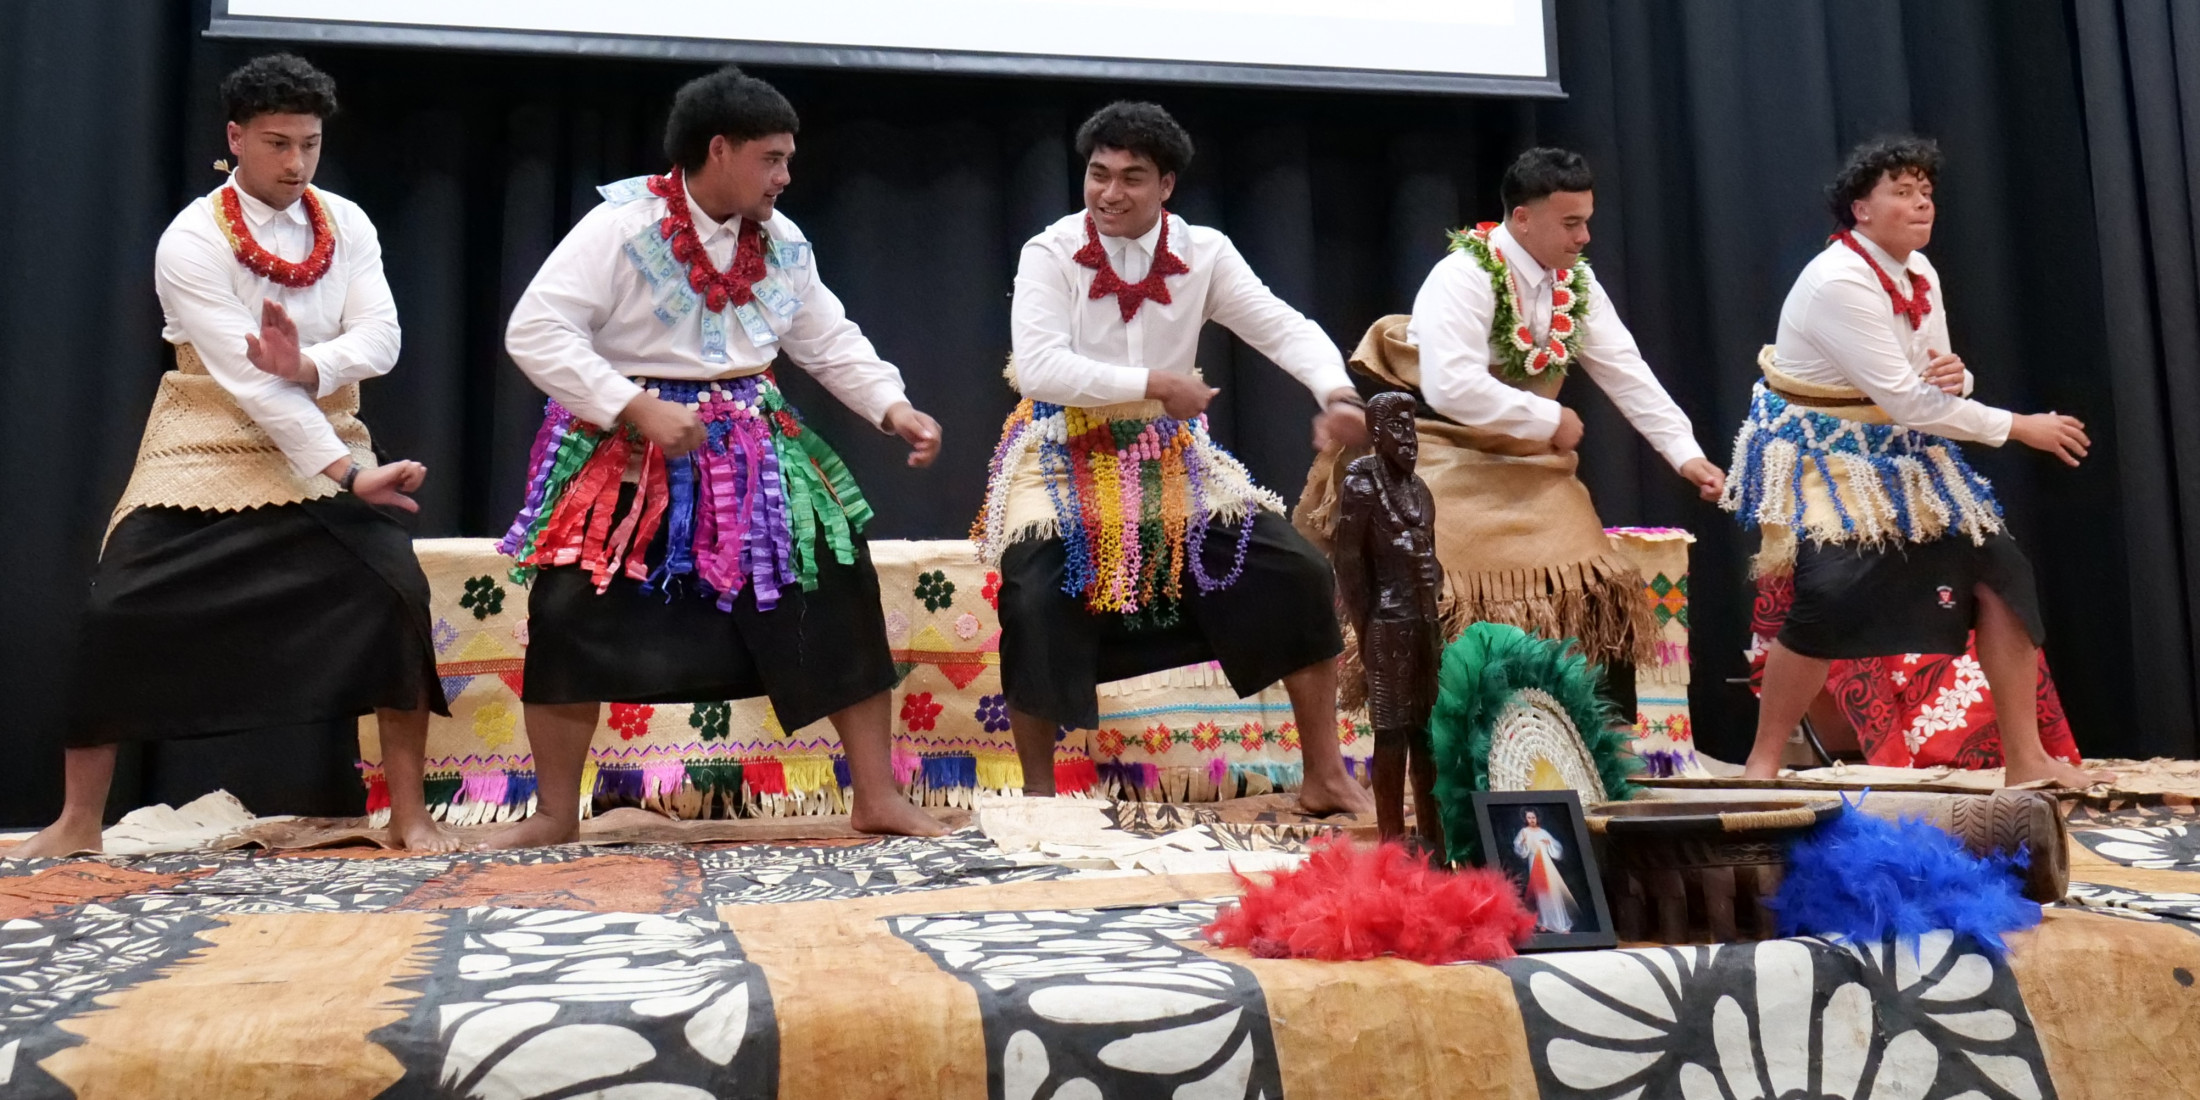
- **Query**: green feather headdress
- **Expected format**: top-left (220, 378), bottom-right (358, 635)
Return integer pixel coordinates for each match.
top-left (1427, 622), bottom-right (1639, 866)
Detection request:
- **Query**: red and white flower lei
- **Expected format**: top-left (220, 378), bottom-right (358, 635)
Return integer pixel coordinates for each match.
top-left (1447, 221), bottom-right (1592, 384)
top-left (212, 185), bottom-right (335, 288)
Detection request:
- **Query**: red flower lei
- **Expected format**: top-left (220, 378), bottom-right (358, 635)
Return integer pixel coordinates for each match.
top-left (212, 185), bottom-right (335, 288)
top-left (1074, 212), bottom-right (1191, 322)
top-left (1834, 230), bottom-right (1932, 330)
top-left (647, 168), bottom-right (768, 313)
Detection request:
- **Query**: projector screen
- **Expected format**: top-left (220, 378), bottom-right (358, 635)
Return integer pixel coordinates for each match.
top-left (207, 0), bottom-right (1559, 97)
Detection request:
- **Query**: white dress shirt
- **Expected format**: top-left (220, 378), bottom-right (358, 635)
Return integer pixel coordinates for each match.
top-left (505, 176), bottom-right (908, 430)
top-left (156, 179), bottom-right (401, 478)
top-left (1010, 212), bottom-right (1351, 407)
top-left (1773, 234), bottom-right (2011, 445)
top-left (1405, 222), bottom-right (1705, 471)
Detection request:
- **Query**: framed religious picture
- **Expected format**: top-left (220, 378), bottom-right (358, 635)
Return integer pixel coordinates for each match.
top-left (1471, 790), bottom-right (1617, 951)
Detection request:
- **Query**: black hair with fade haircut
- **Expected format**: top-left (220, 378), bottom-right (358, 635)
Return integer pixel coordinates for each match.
top-left (220, 53), bottom-right (338, 124)
top-left (1075, 101), bottom-right (1194, 179)
top-left (1500, 147), bottom-right (1595, 211)
top-left (1827, 136), bottom-right (1941, 229)
top-left (663, 66), bottom-right (800, 172)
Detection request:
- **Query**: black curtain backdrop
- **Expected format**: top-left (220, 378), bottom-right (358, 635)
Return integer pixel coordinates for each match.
top-left (2073, 0), bottom-right (2200, 760)
top-left (1, 0), bottom-right (2186, 826)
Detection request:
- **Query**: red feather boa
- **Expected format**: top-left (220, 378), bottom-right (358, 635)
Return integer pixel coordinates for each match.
top-left (1204, 840), bottom-right (1536, 964)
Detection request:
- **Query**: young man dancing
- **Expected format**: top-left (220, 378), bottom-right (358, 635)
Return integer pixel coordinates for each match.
top-left (487, 66), bottom-right (946, 846)
top-left (10, 55), bottom-right (453, 857)
top-left (974, 101), bottom-right (1374, 816)
top-left (1427, 147), bottom-right (1714, 672)
top-left (1304, 148), bottom-right (1720, 716)
top-left (1725, 137), bottom-right (2108, 787)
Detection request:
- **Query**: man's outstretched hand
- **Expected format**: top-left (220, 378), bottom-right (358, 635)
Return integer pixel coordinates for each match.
top-left (1679, 457), bottom-right (1726, 502)
top-left (2010, 412), bottom-right (2089, 467)
top-left (245, 300), bottom-right (319, 391)
top-left (883, 403), bottom-right (942, 467)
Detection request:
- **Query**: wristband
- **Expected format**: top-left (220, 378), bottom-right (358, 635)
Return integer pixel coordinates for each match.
top-left (338, 461), bottom-right (361, 493)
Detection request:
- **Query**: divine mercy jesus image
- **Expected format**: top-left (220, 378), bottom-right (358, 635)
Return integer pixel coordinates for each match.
top-left (1514, 809), bottom-right (1581, 934)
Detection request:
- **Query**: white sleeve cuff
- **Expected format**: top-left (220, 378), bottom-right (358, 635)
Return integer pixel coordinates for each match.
top-left (1520, 395), bottom-right (1565, 441)
top-left (1982, 407), bottom-right (2015, 448)
top-left (1662, 439), bottom-right (1709, 471)
top-left (307, 349), bottom-right (351, 398)
top-left (1095, 366), bottom-right (1152, 406)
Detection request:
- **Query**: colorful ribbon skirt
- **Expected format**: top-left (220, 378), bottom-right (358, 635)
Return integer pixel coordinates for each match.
top-left (497, 373), bottom-right (871, 612)
top-left (973, 398), bottom-right (1282, 622)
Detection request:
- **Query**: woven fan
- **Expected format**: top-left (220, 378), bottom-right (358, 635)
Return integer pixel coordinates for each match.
top-left (1428, 622), bottom-right (1639, 865)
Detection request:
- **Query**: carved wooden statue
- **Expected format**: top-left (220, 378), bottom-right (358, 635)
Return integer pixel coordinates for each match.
top-left (1334, 391), bottom-right (1445, 854)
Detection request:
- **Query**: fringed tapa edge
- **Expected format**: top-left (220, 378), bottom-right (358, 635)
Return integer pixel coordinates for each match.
top-left (357, 750), bottom-right (1366, 823)
top-left (1337, 551), bottom-right (1660, 711)
top-left (360, 752), bottom-right (1113, 825)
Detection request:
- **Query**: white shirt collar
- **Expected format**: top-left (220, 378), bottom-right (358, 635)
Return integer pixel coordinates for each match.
top-left (1101, 212), bottom-right (1168, 260)
top-left (1851, 229), bottom-right (1912, 277)
top-left (1489, 221), bottom-right (1552, 287)
top-left (682, 175), bottom-right (737, 242)
top-left (229, 176), bottom-right (311, 228)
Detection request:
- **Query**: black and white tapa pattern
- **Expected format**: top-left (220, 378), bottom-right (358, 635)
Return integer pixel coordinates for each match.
top-left (371, 907), bottom-right (779, 1099)
top-left (0, 904), bottom-right (221, 1099)
top-left (2070, 824), bottom-right (2200, 871)
top-left (892, 900), bottom-right (1283, 1100)
top-left (123, 852), bottom-right (460, 914)
top-left (698, 828), bottom-right (1072, 906)
top-left (2062, 882), bottom-right (2200, 934)
top-left (1499, 931), bottom-right (2056, 1100)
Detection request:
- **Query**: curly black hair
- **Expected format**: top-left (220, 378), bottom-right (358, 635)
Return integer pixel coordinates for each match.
top-left (663, 66), bottom-right (800, 171)
top-left (1075, 101), bottom-right (1194, 178)
top-left (1827, 136), bottom-right (1941, 228)
top-left (1500, 147), bottom-right (1595, 211)
top-left (220, 54), bottom-right (338, 124)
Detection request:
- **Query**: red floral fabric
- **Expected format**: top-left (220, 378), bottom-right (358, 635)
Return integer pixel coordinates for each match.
top-left (1747, 574), bottom-right (2081, 768)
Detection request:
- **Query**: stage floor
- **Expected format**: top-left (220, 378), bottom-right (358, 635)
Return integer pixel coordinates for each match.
top-left (2, 792), bottom-right (2198, 1098)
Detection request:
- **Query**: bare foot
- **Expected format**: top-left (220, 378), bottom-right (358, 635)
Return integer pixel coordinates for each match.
top-left (851, 792), bottom-right (950, 837)
top-left (472, 813), bottom-right (581, 851)
top-left (2004, 756), bottom-right (2116, 789)
top-left (387, 813), bottom-right (464, 854)
top-left (1296, 771), bottom-right (1376, 817)
top-left (4, 819), bottom-right (104, 860)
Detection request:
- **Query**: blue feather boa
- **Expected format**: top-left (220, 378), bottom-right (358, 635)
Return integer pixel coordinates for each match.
top-left (1773, 793), bottom-right (2042, 956)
